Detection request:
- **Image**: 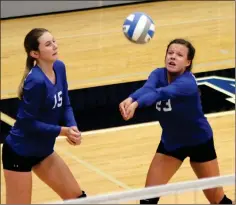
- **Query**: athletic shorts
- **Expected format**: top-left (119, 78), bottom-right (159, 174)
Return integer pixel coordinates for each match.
top-left (156, 137), bottom-right (217, 162)
top-left (2, 142), bottom-right (52, 172)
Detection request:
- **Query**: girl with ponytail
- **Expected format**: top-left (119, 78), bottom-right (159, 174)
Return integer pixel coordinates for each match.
top-left (2, 28), bottom-right (87, 204)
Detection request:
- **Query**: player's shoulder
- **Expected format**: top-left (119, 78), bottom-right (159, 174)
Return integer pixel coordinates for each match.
top-left (25, 66), bottom-right (44, 84)
top-left (182, 71), bottom-right (198, 84)
top-left (23, 67), bottom-right (45, 90)
top-left (150, 67), bottom-right (166, 76)
top-left (179, 71), bottom-right (199, 93)
top-left (53, 59), bottom-right (67, 76)
top-left (53, 59), bottom-right (66, 68)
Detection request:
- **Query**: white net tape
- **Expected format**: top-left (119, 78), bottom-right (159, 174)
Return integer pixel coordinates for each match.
top-left (50, 174), bottom-right (235, 204)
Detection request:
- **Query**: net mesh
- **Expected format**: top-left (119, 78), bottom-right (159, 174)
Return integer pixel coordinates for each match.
top-left (49, 174), bottom-right (235, 204)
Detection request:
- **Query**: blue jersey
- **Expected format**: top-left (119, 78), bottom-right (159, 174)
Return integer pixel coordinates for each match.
top-left (6, 60), bottom-right (77, 157)
top-left (129, 68), bottom-right (213, 151)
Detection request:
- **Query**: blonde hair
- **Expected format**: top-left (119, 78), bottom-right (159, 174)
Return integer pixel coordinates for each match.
top-left (18, 56), bottom-right (35, 99)
top-left (17, 28), bottom-right (49, 99)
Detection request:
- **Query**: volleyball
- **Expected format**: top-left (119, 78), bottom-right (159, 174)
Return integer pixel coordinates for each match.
top-left (123, 12), bottom-right (155, 44)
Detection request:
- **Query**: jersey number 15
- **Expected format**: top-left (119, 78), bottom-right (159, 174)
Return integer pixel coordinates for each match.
top-left (53, 91), bottom-right (63, 109)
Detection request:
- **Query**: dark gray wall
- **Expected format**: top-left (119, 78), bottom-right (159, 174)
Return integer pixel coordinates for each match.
top-left (1, 1), bottom-right (143, 19)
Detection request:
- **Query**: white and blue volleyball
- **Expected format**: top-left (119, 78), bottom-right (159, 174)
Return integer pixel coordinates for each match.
top-left (123, 12), bottom-right (155, 44)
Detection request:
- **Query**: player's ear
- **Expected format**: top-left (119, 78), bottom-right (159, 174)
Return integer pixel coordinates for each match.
top-left (30, 50), bottom-right (39, 59)
top-left (186, 59), bottom-right (191, 67)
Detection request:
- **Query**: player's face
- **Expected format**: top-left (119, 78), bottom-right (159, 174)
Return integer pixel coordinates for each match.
top-left (37, 32), bottom-right (58, 62)
top-left (165, 43), bottom-right (191, 74)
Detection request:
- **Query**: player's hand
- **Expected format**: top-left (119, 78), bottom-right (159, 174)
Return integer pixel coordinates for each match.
top-left (124, 101), bottom-right (138, 121)
top-left (71, 126), bottom-right (81, 134)
top-left (119, 97), bottom-right (133, 120)
top-left (66, 127), bottom-right (81, 146)
top-left (66, 137), bottom-right (81, 146)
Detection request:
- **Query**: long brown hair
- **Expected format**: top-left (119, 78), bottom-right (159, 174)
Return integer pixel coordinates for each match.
top-left (18, 28), bottom-right (49, 99)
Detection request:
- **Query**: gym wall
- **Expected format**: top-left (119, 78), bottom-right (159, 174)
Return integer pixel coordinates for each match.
top-left (1, 1), bottom-right (149, 19)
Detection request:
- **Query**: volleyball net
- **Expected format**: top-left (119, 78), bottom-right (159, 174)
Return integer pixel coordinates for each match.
top-left (50, 174), bottom-right (235, 204)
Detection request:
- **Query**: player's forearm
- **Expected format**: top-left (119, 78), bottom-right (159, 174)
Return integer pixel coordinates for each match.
top-left (19, 118), bottom-right (61, 138)
top-left (136, 91), bottom-right (158, 107)
top-left (129, 86), bottom-right (155, 101)
top-left (64, 106), bottom-right (77, 127)
top-left (59, 126), bottom-right (70, 136)
top-left (136, 85), bottom-right (190, 108)
top-left (136, 87), bottom-right (173, 107)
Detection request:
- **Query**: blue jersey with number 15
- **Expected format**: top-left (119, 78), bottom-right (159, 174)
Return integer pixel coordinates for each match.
top-left (6, 60), bottom-right (77, 157)
top-left (129, 67), bottom-right (213, 151)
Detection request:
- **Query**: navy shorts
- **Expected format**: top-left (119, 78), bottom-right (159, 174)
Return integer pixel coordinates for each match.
top-left (2, 142), bottom-right (52, 172)
top-left (156, 138), bottom-right (217, 162)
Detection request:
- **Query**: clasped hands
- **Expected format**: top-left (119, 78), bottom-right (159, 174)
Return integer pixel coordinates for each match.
top-left (62, 126), bottom-right (82, 146)
top-left (119, 97), bottom-right (138, 121)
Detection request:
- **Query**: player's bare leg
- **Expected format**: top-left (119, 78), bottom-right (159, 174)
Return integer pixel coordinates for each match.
top-left (190, 159), bottom-right (232, 204)
top-left (4, 170), bottom-right (32, 204)
top-left (141, 153), bottom-right (183, 204)
top-left (33, 152), bottom-right (85, 200)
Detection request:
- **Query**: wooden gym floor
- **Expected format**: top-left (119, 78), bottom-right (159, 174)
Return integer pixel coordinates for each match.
top-left (1, 1), bottom-right (235, 204)
top-left (1, 111), bottom-right (235, 204)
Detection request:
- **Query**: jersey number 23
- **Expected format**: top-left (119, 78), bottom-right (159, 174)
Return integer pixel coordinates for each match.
top-left (156, 99), bottom-right (172, 112)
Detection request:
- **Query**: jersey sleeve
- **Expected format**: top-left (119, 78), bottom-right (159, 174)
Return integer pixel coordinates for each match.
top-left (61, 63), bottom-right (77, 127)
top-left (129, 69), bottom-right (159, 101)
top-left (136, 74), bottom-right (198, 107)
top-left (19, 77), bottom-right (61, 137)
